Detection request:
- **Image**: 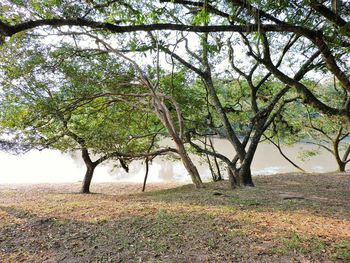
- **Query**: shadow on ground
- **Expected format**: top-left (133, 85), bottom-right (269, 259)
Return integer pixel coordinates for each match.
top-left (0, 173), bottom-right (349, 262)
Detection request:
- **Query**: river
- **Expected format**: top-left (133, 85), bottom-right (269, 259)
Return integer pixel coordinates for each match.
top-left (0, 139), bottom-right (339, 184)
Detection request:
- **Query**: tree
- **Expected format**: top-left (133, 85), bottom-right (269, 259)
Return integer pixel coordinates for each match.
top-left (0, 43), bottom-right (176, 193)
top-left (305, 110), bottom-right (350, 172)
top-left (141, 17), bottom-right (321, 187)
top-left (0, 0), bottom-right (348, 189)
top-left (0, 1), bottom-right (348, 112)
top-left (88, 36), bottom-right (204, 188)
top-left (274, 80), bottom-right (350, 172)
top-left (116, 0), bottom-right (347, 187)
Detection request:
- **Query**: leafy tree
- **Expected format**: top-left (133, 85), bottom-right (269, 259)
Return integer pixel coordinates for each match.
top-left (0, 0), bottom-right (348, 116)
top-left (272, 80), bottom-right (350, 172)
top-left (0, 0), bottom-right (348, 189)
top-left (0, 43), bottom-right (175, 193)
top-left (305, 110), bottom-right (349, 172)
top-left (143, 22), bottom-right (321, 187)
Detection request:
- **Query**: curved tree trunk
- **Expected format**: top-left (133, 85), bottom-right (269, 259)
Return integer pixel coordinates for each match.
top-left (80, 148), bottom-right (97, 194)
top-left (341, 144), bottom-right (350, 172)
top-left (333, 131), bottom-right (347, 172)
top-left (209, 137), bottom-right (223, 181)
top-left (227, 165), bottom-right (239, 189)
top-left (81, 164), bottom-right (96, 194)
top-left (234, 125), bottom-right (266, 187)
top-left (142, 159), bottom-right (149, 192)
top-left (153, 98), bottom-right (203, 188)
top-left (237, 164), bottom-right (254, 187)
top-left (337, 162), bottom-right (346, 172)
top-left (176, 139), bottom-right (203, 188)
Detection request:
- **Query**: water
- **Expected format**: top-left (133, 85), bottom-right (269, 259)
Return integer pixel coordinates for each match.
top-left (0, 139), bottom-right (338, 184)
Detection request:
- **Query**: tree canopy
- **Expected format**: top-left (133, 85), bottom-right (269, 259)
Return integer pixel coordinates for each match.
top-left (0, 0), bottom-right (349, 189)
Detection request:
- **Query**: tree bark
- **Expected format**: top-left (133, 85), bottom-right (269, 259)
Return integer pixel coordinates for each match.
top-left (204, 76), bottom-right (246, 161)
top-left (227, 165), bottom-right (238, 188)
top-left (234, 121), bottom-right (267, 187)
top-left (142, 159), bottom-right (149, 192)
top-left (237, 163), bottom-right (254, 186)
top-left (81, 164), bottom-right (96, 194)
top-left (333, 128), bottom-right (347, 172)
top-left (177, 141), bottom-right (204, 188)
top-left (80, 148), bottom-right (97, 194)
top-left (334, 143), bottom-right (346, 172)
top-left (206, 152), bottom-right (216, 181)
top-left (209, 137), bottom-right (223, 181)
top-left (337, 161), bottom-right (346, 172)
top-left (153, 98), bottom-right (204, 188)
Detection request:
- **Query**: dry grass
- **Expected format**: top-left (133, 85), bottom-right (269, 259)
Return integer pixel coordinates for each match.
top-left (0, 173), bottom-right (349, 262)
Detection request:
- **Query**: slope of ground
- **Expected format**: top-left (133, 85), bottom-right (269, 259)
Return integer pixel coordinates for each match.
top-left (0, 173), bottom-right (349, 262)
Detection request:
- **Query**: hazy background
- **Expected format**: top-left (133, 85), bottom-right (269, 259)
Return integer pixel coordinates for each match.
top-left (0, 139), bottom-right (338, 184)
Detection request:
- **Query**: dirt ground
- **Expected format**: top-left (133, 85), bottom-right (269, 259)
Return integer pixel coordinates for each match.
top-left (0, 172), bottom-right (349, 262)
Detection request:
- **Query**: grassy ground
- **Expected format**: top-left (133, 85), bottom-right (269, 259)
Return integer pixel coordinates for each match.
top-left (0, 172), bottom-right (349, 262)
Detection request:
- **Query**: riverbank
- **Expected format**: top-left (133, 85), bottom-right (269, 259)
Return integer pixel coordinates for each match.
top-left (0, 172), bottom-right (349, 262)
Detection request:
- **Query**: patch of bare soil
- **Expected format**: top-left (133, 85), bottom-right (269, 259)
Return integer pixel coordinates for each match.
top-left (0, 173), bottom-right (349, 262)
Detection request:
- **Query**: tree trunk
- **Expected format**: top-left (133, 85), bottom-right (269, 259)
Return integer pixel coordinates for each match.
top-left (142, 159), bottom-right (149, 192)
top-left (234, 127), bottom-right (265, 187)
top-left (205, 77), bottom-right (246, 160)
top-left (167, 124), bottom-right (204, 188)
top-left (204, 136), bottom-right (216, 181)
top-left (333, 134), bottom-right (346, 172)
top-left (227, 166), bottom-right (239, 189)
top-left (204, 76), bottom-right (257, 187)
top-left (206, 152), bottom-right (216, 182)
top-left (177, 143), bottom-right (203, 188)
top-left (81, 164), bottom-right (96, 194)
top-left (80, 148), bottom-right (97, 194)
top-left (209, 137), bottom-right (223, 181)
top-left (237, 163), bottom-right (254, 187)
top-left (154, 98), bottom-right (204, 188)
top-left (213, 157), bottom-right (223, 181)
top-left (337, 161), bottom-right (346, 172)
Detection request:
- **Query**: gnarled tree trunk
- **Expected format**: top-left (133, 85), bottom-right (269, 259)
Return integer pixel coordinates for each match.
top-left (177, 142), bottom-right (203, 188)
top-left (154, 97), bottom-right (203, 188)
top-left (333, 128), bottom-right (348, 172)
top-left (81, 164), bottom-right (96, 194)
top-left (80, 148), bottom-right (97, 194)
top-left (236, 163), bottom-right (254, 187)
top-left (337, 162), bottom-right (346, 172)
